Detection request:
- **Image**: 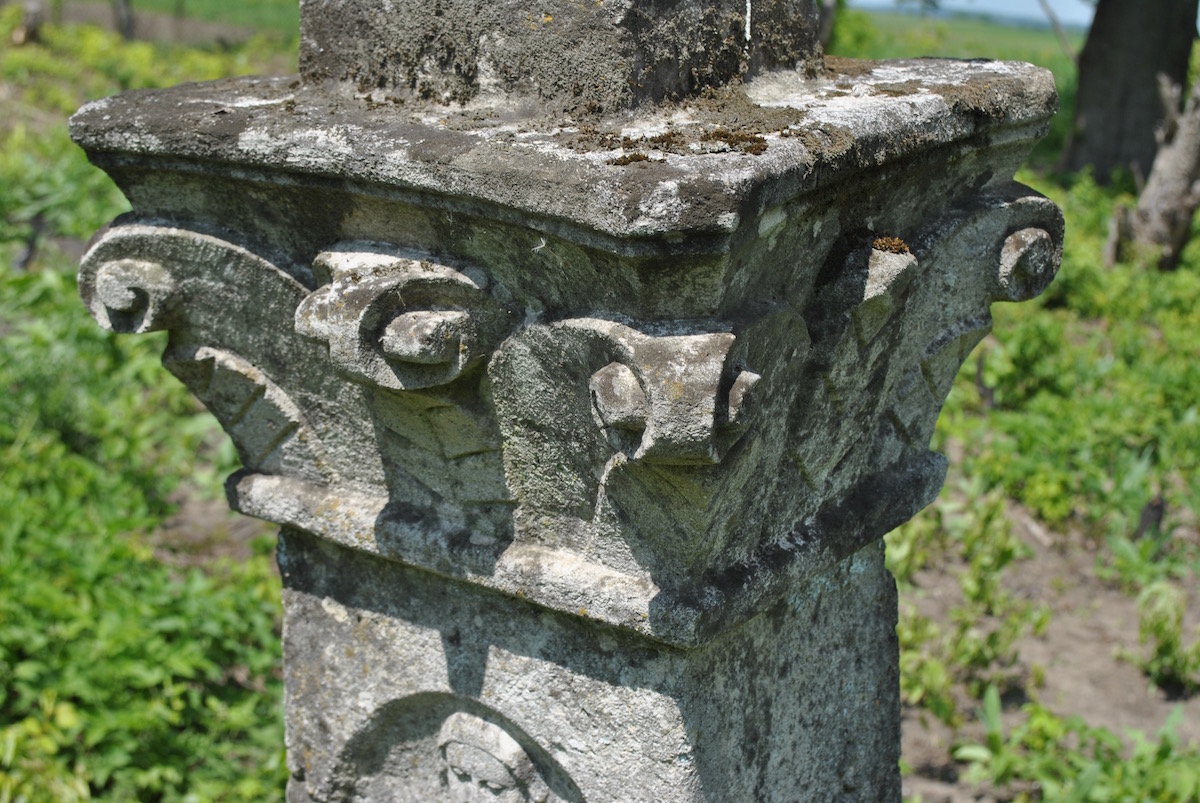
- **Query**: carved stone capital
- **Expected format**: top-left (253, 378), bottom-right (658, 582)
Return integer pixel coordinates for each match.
top-left (75, 176), bottom-right (1062, 649)
top-left (73, 48), bottom-right (1063, 800)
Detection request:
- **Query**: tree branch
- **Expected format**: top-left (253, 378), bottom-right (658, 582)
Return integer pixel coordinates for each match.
top-left (1036, 0), bottom-right (1078, 64)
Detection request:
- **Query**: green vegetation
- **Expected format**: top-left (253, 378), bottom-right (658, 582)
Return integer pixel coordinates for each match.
top-left (955, 688), bottom-right (1200, 803)
top-left (892, 481), bottom-right (1050, 727)
top-left (834, 10), bottom-right (1200, 802)
top-left (0, 2), bottom-right (288, 259)
top-left (965, 170), bottom-right (1200, 548)
top-left (1, 8), bottom-right (290, 801)
top-left (59, 0), bottom-right (298, 37)
top-left (1126, 581), bottom-right (1200, 696)
top-left (1, 3), bottom-right (1198, 801)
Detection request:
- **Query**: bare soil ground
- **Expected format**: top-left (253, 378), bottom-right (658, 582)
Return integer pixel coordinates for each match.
top-left (901, 505), bottom-right (1200, 802)
top-left (151, 487), bottom-right (277, 569)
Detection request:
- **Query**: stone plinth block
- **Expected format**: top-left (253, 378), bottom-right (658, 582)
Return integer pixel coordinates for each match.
top-left (73, 49), bottom-right (1062, 801)
top-left (299, 0), bottom-right (821, 112)
top-left (278, 529), bottom-right (898, 801)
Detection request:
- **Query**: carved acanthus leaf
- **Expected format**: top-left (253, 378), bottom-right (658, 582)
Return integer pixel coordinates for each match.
top-left (164, 345), bottom-right (330, 484)
top-left (79, 223), bottom-right (339, 489)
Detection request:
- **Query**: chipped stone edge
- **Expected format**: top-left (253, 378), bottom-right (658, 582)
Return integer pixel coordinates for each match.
top-left (228, 472), bottom-right (677, 640)
top-left (70, 59), bottom-right (1056, 249)
top-left (229, 471), bottom-right (853, 648)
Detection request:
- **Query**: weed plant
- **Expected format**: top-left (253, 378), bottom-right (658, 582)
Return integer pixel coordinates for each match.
top-left (1125, 582), bottom-right (1200, 697)
top-left (1, 11), bottom-right (291, 801)
top-left (834, 11), bottom-right (1200, 801)
top-left (0, 4), bottom-right (291, 259)
top-left (889, 483), bottom-right (1050, 727)
top-left (955, 688), bottom-right (1200, 802)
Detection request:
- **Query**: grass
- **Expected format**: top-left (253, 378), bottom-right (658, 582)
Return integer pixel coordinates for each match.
top-left (1, 4), bottom-right (1198, 801)
top-left (954, 688), bottom-right (1200, 802)
top-left (1, 8), bottom-right (290, 800)
top-left (55, 0), bottom-right (299, 36)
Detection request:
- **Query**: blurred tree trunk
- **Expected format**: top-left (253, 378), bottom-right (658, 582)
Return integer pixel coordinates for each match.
top-left (12, 0), bottom-right (46, 44)
top-left (112, 0), bottom-right (134, 39)
top-left (1111, 76), bottom-right (1200, 270)
top-left (818, 0), bottom-right (838, 49)
top-left (1063, 0), bottom-right (1198, 182)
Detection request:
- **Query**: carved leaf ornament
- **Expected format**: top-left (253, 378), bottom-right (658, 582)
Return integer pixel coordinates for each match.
top-left (295, 247), bottom-right (517, 391)
top-left (76, 189), bottom-right (1061, 643)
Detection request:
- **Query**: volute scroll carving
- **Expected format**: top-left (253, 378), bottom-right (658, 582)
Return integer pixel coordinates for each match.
top-left (81, 257), bottom-right (179, 334)
top-left (997, 224), bottom-right (1059, 303)
top-left (78, 224), bottom-right (343, 489)
top-left (68, 32), bottom-right (1068, 799)
top-left (295, 246), bottom-right (520, 391)
top-left (69, 186), bottom-right (1061, 645)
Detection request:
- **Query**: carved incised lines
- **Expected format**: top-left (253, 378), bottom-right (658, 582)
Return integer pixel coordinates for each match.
top-left (163, 346), bottom-right (327, 483)
top-left (75, 187), bottom-right (1060, 611)
top-left (78, 225), bottom-right (334, 485)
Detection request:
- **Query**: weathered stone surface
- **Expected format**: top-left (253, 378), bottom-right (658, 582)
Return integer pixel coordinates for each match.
top-left (72, 6), bottom-right (1063, 796)
top-left (278, 530), bottom-right (899, 802)
top-left (75, 62), bottom-right (1062, 645)
top-left (298, 0), bottom-right (821, 114)
top-left (70, 59), bottom-right (1056, 246)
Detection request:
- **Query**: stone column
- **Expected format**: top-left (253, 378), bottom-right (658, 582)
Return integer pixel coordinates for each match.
top-left (71, 2), bottom-right (1062, 799)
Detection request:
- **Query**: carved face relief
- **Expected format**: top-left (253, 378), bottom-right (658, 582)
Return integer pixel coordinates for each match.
top-left (438, 713), bottom-right (559, 803)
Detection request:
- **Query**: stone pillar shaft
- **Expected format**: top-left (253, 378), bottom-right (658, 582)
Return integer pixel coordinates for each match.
top-left (279, 530), bottom-right (899, 801)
